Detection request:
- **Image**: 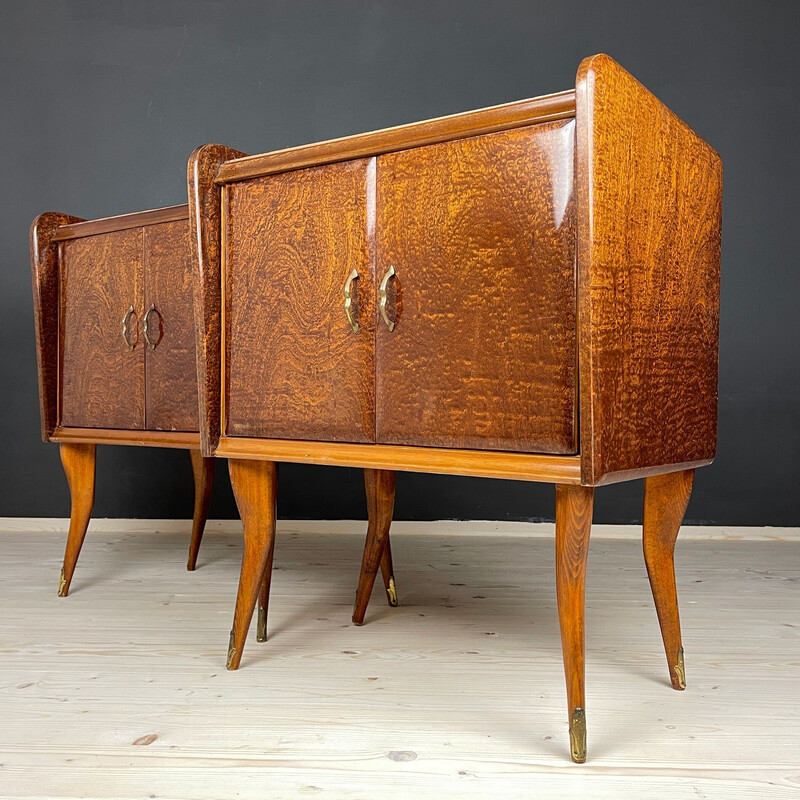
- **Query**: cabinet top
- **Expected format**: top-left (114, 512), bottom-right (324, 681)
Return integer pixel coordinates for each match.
top-left (52, 203), bottom-right (189, 243)
top-left (215, 89), bottom-right (576, 185)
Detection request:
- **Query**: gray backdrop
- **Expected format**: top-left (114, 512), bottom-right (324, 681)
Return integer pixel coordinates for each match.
top-left (2, 0), bottom-right (798, 525)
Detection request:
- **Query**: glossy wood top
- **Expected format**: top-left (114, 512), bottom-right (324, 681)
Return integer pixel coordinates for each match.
top-left (52, 204), bottom-right (189, 242)
top-left (216, 91), bottom-right (575, 183)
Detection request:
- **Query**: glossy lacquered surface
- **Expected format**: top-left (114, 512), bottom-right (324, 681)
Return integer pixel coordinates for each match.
top-left (60, 228), bottom-right (146, 430)
top-left (222, 122), bottom-right (577, 454)
top-left (225, 158), bottom-right (376, 442)
top-left (375, 121), bottom-right (577, 452)
top-left (58, 220), bottom-right (199, 432)
top-left (575, 54), bottom-right (722, 485)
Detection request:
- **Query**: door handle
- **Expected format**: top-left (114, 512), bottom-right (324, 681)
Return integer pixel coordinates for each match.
top-left (121, 305), bottom-right (136, 350)
top-left (379, 265), bottom-right (396, 332)
top-left (143, 303), bottom-right (162, 350)
top-left (343, 268), bottom-right (360, 333)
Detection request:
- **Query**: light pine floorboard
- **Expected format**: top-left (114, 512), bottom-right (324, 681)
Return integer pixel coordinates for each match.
top-left (0, 525), bottom-right (797, 799)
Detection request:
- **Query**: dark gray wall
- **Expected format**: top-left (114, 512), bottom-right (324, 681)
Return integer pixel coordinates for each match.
top-left (2, 0), bottom-right (798, 525)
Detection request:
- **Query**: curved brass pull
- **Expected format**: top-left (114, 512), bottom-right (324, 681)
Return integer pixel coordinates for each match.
top-left (343, 268), bottom-right (360, 333)
top-left (121, 305), bottom-right (136, 350)
top-left (379, 265), bottom-right (396, 332)
top-left (143, 303), bottom-right (161, 350)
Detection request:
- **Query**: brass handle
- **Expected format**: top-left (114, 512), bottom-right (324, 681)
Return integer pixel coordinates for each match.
top-left (343, 268), bottom-right (360, 333)
top-left (121, 305), bottom-right (135, 350)
top-left (379, 265), bottom-right (396, 332)
top-left (143, 303), bottom-right (161, 350)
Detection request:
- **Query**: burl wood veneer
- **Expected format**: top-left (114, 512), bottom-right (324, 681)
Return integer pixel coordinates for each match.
top-left (30, 205), bottom-right (215, 593)
top-left (193, 53), bottom-right (722, 763)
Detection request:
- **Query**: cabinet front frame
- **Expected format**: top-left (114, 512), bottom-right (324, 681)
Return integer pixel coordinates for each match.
top-left (52, 205), bottom-right (200, 439)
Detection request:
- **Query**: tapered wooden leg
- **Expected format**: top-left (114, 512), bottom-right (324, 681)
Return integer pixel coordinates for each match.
top-left (187, 450), bottom-right (214, 571)
top-left (352, 469), bottom-right (396, 625)
top-left (226, 459), bottom-right (277, 670)
top-left (58, 443), bottom-right (96, 597)
top-left (643, 469), bottom-right (694, 691)
top-left (555, 483), bottom-right (594, 763)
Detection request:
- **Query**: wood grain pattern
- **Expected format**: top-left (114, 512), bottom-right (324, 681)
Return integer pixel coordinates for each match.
top-left (57, 442), bottom-right (96, 597)
top-left (353, 469), bottom-right (396, 625)
top-left (144, 220), bottom-right (199, 432)
top-left (376, 122), bottom-right (576, 453)
top-left (187, 144), bottom-right (247, 457)
top-left (51, 205), bottom-right (188, 242)
top-left (30, 212), bottom-right (83, 440)
top-left (216, 90), bottom-right (575, 183)
top-left (186, 450), bottom-right (214, 572)
top-left (60, 229), bottom-right (145, 430)
top-left (215, 435), bottom-right (582, 483)
top-left (225, 158), bottom-right (376, 442)
top-left (50, 427), bottom-right (200, 449)
top-left (643, 468), bottom-right (694, 691)
top-left (575, 54), bottom-right (723, 486)
top-left (554, 483), bottom-right (594, 762)
top-left (226, 459), bottom-right (278, 670)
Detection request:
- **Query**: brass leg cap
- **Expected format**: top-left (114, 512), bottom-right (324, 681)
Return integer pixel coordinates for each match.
top-left (57, 567), bottom-right (68, 597)
top-left (226, 630), bottom-right (238, 671)
top-left (569, 707), bottom-right (587, 763)
top-left (386, 576), bottom-right (399, 607)
top-left (673, 647), bottom-right (686, 690)
top-left (256, 605), bottom-right (267, 643)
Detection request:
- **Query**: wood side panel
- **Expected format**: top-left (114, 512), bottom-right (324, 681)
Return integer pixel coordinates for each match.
top-left (52, 204), bottom-right (189, 242)
top-left (30, 212), bottom-right (83, 440)
top-left (376, 121), bottom-right (577, 453)
top-left (144, 220), bottom-right (199, 432)
top-left (575, 54), bottom-right (722, 486)
top-left (59, 229), bottom-right (145, 430)
top-left (217, 91), bottom-right (575, 183)
top-left (187, 144), bottom-right (248, 456)
top-left (225, 158), bottom-right (376, 442)
top-left (215, 436), bottom-right (583, 484)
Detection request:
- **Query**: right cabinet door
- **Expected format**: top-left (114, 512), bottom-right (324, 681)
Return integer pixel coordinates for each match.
top-left (143, 219), bottom-right (199, 432)
top-left (375, 120), bottom-right (577, 453)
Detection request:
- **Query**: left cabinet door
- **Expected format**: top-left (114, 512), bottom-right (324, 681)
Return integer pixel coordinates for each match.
top-left (60, 229), bottom-right (145, 429)
top-left (224, 158), bottom-right (376, 442)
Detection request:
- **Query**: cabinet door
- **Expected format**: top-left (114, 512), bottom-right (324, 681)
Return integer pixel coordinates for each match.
top-left (143, 220), bottom-right (199, 432)
top-left (225, 158), bottom-right (376, 442)
top-left (375, 121), bottom-right (577, 453)
top-left (60, 229), bottom-right (145, 429)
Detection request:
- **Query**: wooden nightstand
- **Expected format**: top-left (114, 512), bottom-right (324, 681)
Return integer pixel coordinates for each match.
top-left (30, 205), bottom-right (215, 590)
top-left (190, 54), bottom-right (722, 762)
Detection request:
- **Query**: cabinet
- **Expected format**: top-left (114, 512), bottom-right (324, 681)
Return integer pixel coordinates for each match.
top-left (191, 54), bottom-right (722, 762)
top-left (31, 204), bottom-right (216, 594)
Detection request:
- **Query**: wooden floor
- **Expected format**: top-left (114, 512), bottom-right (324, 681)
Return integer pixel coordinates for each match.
top-left (0, 522), bottom-right (797, 799)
